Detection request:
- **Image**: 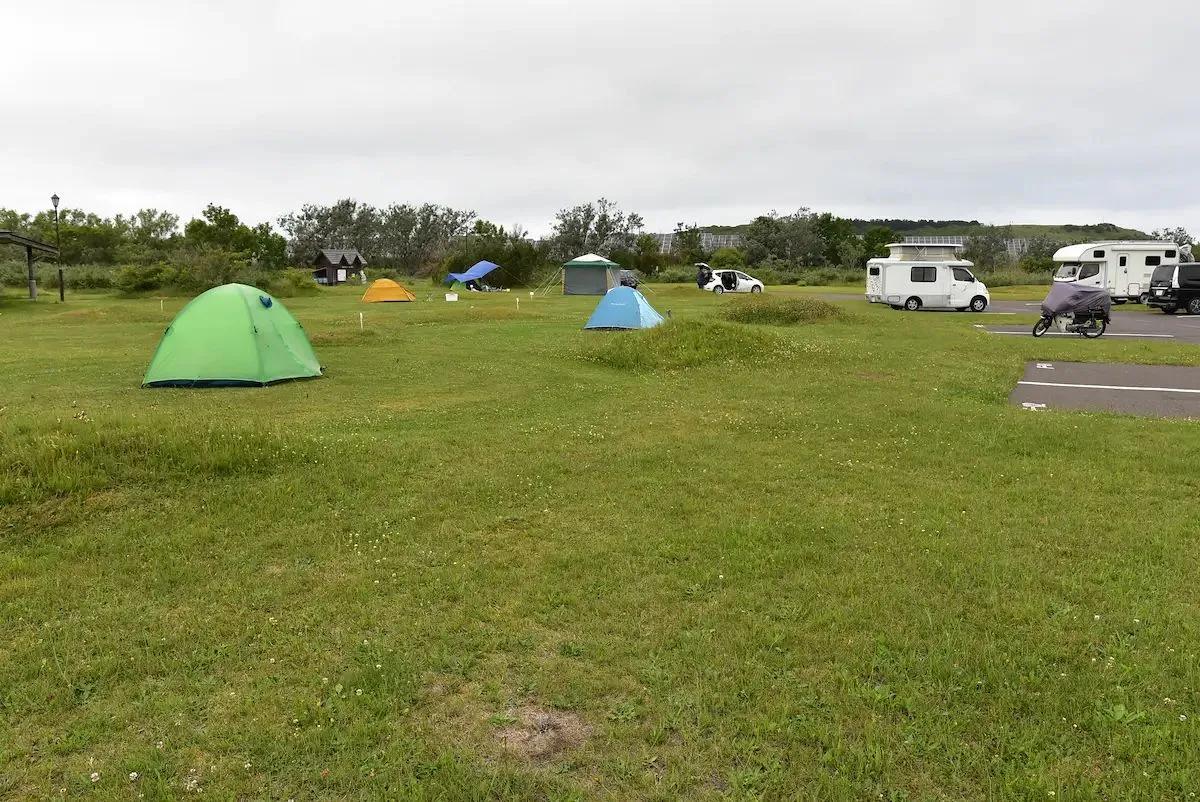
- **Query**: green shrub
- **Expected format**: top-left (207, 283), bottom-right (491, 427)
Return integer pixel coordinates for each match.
top-left (752, 266), bottom-right (788, 285)
top-left (721, 296), bottom-right (847, 326)
top-left (709, 247), bottom-right (747, 268)
top-left (793, 267), bottom-right (864, 286)
top-left (577, 319), bottom-right (787, 371)
top-left (978, 269), bottom-right (1050, 287)
top-left (114, 263), bottom-right (178, 294)
top-left (168, 248), bottom-right (254, 292)
top-left (63, 265), bottom-right (117, 290)
top-left (655, 266), bottom-right (696, 283)
top-left (268, 268), bottom-right (320, 297)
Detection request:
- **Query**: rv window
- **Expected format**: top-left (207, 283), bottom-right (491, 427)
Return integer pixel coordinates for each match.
top-left (910, 266), bottom-right (936, 283)
top-left (1119, 256), bottom-right (1127, 267)
top-left (868, 266), bottom-right (880, 276)
top-left (1167, 250), bottom-right (1177, 258)
top-left (1078, 264), bottom-right (1100, 280)
top-left (951, 267), bottom-right (973, 282)
top-left (1146, 256), bottom-right (1162, 266)
top-left (1092, 250), bottom-right (1105, 258)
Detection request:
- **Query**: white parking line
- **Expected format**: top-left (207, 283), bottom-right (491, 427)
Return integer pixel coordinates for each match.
top-left (988, 330), bottom-right (1175, 338)
top-left (1018, 380), bottom-right (1200, 395)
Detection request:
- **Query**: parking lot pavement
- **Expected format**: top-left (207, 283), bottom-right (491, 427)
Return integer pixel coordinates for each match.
top-left (1009, 361), bottom-right (1200, 418)
top-left (825, 293), bottom-right (1200, 343)
top-left (981, 301), bottom-right (1200, 343)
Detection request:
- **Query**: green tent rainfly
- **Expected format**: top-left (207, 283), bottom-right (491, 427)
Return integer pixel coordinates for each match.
top-left (142, 283), bottom-right (323, 387)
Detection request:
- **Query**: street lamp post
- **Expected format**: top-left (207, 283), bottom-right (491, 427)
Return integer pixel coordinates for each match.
top-left (51, 194), bottom-right (62, 301)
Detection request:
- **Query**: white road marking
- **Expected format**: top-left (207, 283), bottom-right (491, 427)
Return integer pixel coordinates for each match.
top-left (1021, 402), bottom-right (1047, 410)
top-left (1018, 380), bottom-right (1200, 395)
top-left (988, 330), bottom-right (1175, 338)
top-left (1036, 363), bottom-right (1055, 369)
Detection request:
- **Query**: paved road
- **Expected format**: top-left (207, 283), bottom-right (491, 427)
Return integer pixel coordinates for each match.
top-left (821, 292), bottom-right (1200, 344)
top-left (1009, 361), bottom-right (1200, 418)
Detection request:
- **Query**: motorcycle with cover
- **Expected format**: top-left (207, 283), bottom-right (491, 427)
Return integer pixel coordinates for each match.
top-left (1033, 283), bottom-right (1111, 338)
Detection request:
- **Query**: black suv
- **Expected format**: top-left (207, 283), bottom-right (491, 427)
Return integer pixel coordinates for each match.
top-left (1147, 263), bottom-right (1200, 314)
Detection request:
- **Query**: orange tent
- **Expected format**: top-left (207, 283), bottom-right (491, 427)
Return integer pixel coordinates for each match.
top-left (362, 278), bottom-right (416, 303)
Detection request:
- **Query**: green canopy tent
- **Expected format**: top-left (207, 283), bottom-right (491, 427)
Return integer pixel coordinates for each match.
top-left (563, 253), bottom-right (621, 295)
top-left (142, 283), bottom-right (322, 387)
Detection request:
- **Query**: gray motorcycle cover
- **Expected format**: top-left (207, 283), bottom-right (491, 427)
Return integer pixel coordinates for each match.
top-left (1041, 283), bottom-right (1112, 317)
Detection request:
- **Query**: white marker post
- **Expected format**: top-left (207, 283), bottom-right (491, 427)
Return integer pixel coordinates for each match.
top-left (359, 312), bottom-right (364, 331)
top-left (516, 297), bottom-right (520, 312)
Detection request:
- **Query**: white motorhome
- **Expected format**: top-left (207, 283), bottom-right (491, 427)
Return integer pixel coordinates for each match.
top-left (865, 242), bottom-right (990, 311)
top-left (1052, 241), bottom-right (1182, 303)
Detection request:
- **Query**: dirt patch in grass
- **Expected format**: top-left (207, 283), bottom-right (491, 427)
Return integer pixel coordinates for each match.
top-left (495, 705), bottom-right (590, 762)
top-left (721, 296), bottom-right (848, 326)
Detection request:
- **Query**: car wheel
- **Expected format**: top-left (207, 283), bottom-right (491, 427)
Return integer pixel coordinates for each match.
top-left (969, 296), bottom-right (987, 312)
top-left (713, 286), bottom-right (724, 295)
top-left (1188, 299), bottom-right (1200, 315)
top-left (1139, 293), bottom-right (1149, 304)
top-left (750, 285), bottom-right (762, 294)
top-left (904, 297), bottom-right (921, 311)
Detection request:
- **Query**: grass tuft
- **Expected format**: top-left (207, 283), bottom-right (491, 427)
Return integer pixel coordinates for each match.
top-left (720, 295), bottom-right (848, 326)
top-left (577, 319), bottom-right (788, 371)
top-left (0, 419), bottom-right (322, 505)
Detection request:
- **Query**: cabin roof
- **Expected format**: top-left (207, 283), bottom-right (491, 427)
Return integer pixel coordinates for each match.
top-left (315, 248), bottom-right (367, 266)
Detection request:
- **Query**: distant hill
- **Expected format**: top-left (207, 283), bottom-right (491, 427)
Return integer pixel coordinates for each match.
top-left (700, 220), bottom-right (1151, 241)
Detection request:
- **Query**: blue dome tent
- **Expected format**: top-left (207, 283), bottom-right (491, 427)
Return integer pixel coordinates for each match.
top-left (583, 286), bottom-right (665, 330)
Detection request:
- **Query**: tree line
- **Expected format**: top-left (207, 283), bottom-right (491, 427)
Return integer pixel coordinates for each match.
top-left (2, 199), bottom-right (1193, 291)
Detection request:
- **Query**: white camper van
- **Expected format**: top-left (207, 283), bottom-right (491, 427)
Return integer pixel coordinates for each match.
top-left (865, 242), bottom-right (990, 311)
top-left (1052, 241), bottom-right (1182, 303)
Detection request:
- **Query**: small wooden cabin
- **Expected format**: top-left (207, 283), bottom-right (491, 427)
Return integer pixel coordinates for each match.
top-left (312, 248), bottom-right (366, 285)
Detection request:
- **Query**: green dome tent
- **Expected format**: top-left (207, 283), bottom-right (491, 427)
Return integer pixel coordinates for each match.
top-left (142, 284), bottom-right (322, 387)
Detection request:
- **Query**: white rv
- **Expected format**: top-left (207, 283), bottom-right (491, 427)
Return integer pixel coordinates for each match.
top-left (865, 242), bottom-right (990, 311)
top-left (1052, 241), bottom-right (1183, 303)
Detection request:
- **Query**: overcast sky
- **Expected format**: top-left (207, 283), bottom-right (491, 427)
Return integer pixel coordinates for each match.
top-left (4, 0), bottom-right (1199, 235)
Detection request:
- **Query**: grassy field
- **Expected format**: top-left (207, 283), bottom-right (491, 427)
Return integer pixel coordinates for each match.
top-left (2, 283), bottom-right (1199, 800)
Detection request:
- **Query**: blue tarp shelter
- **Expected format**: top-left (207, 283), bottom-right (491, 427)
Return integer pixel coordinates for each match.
top-left (445, 260), bottom-right (500, 285)
top-left (583, 286), bottom-right (665, 330)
